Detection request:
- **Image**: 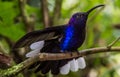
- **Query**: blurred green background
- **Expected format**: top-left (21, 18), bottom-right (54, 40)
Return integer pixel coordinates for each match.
top-left (0, 0), bottom-right (120, 77)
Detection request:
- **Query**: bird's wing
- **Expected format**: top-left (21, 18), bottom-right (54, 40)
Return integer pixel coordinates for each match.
top-left (13, 25), bottom-right (66, 48)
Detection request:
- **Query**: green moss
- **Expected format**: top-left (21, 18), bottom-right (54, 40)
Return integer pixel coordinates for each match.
top-left (0, 63), bottom-right (24, 77)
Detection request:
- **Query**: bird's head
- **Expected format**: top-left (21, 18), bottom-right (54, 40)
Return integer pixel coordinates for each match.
top-left (68, 5), bottom-right (105, 27)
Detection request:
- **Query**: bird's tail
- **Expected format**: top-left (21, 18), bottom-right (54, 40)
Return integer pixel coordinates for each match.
top-left (26, 40), bottom-right (86, 75)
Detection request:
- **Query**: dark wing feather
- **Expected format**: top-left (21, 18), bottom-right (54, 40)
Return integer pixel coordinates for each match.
top-left (13, 25), bottom-right (66, 48)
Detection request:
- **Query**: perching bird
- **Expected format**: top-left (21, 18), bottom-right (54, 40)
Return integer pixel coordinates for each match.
top-left (14, 5), bottom-right (104, 75)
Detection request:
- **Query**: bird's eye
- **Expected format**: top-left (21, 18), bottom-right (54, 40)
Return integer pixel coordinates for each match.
top-left (76, 15), bottom-right (79, 19)
top-left (76, 14), bottom-right (83, 19)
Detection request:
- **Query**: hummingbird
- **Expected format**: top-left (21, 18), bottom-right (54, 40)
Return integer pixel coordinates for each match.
top-left (14, 5), bottom-right (104, 75)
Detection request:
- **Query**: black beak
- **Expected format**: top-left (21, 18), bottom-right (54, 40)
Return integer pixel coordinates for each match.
top-left (87, 4), bottom-right (105, 15)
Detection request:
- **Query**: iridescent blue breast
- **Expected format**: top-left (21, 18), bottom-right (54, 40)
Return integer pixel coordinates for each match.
top-left (60, 25), bottom-right (85, 51)
top-left (60, 25), bottom-right (74, 51)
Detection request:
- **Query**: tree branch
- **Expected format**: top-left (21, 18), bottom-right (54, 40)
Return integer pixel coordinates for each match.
top-left (114, 24), bottom-right (120, 29)
top-left (1, 37), bottom-right (120, 77)
top-left (1, 46), bottom-right (120, 77)
top-left (52, 0), bottom-right (63, 25)
top-left (0, 53), bottom-right (12, 69)
top-left (18, 0), bottom-right (35, 32)
top-left (40, 0), bottom-right (51, 28)
top-left (107, 37), bottom-right (120, 48)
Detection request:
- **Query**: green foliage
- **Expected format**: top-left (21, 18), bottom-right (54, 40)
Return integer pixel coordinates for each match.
top-left (0, 1), bottom-right (25, 41)
top-left (0, 0), bottom-right (120, 77)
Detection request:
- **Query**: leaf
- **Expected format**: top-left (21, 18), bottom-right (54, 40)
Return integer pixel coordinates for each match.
top-left (0, 2), bottom-right (25, 41)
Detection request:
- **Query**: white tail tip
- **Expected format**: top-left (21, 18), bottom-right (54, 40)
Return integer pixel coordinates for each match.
top-left (60, 57), bottom-right (86, 75)
top-left (60, 63), bottom-right (70, 75)
top-left (69, 59), bottom-right (79, 72)
top-left (77, 57), bottom-right (86, 69)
